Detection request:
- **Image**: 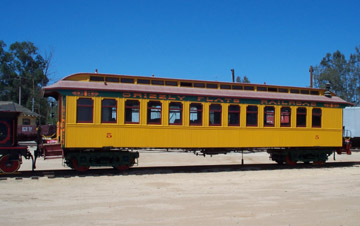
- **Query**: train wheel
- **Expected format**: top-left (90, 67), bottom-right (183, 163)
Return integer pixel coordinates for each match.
top-left (71, 158), bottom-right (89, 172)
top-left (313, 160), bottom-right (325, 165)
top-left (0, 155), bottom-right (21, 173)
top-left (114, 165), bottom-right (129, 171)
top-left (285, 155), bottom-right (297, 166)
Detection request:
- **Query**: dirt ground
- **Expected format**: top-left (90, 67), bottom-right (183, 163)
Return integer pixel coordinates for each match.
top-left (1, 149), bottom-right (360, 226)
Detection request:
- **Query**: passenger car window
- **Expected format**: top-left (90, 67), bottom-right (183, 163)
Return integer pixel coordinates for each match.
top-left (280, 107), bottom-right (291, 127)
top-left (246, 105), bottom-right (258, 127)
top-left (228, 105), bottom-right (240, 126)
top-left (101, 99), bottom-right (117, 123)
top-left (147, 101), bottom-right (162, 124)
top-left (189, 103), bottom-right (203, 126)
top-left (169, 102), bottom-right (182, 125)
top-left (77, 98), bottom-right (93, 123)
top-left (125, 100), bottom-right (140, 124)
top-left (296, 107), bottom-right (307, 127)
top-left (209, 104), bottom-right (222, 126)
top-left (312, 108), bottom-right (322, 128)
top-left (264, 106), bottom-right (275, 127)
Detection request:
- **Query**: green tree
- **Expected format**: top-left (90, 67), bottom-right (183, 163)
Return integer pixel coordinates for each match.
top-left (0, 41), bottom-right (17, 101)
top-left (242, 76), bottom-right (250, 83)
top-left (348, 46), bottom-right (360, 104)
top-left (313, 47), bottom-right (360, 105)
top-left (235, 75), bottom-right (251, 83)
top-left (0, 41), bottom-right (52, 122)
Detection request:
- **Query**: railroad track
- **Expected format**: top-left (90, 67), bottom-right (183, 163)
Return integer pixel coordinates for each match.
top-left (1, 161), bottom-right (360, 179)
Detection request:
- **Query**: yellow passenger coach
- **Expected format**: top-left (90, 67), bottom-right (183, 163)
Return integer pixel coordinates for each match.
top-left (43, 72), bottom-right (352, 171)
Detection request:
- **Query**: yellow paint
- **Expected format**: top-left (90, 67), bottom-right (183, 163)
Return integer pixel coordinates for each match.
top-left (63, 96), bottom-right (344, 149)
top-left (64, 74), bottom-right (89, 81)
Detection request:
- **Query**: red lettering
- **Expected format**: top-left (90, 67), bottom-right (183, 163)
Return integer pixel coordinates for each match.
top-left (261, 100), bottom-right (268, 105)
top-left (197, 96), bottom-right (205, 101)
top-left (168, 95), bottom-right (176, 100)
top-left (296, 101), bottom-right (302, 106)
top-left (149, 94), bottom-right (157, 99)
top-left (214, 98), bottom-right (224, 103)
top-left (178, 96), bottom-right (185, 101)
top-left (289, 101), bottom-right (296, 106)
top-left (123, 93), bottom-right (131, 98)
top-left (281, 101), bottom-right (288, 105)
top-left (269, 100), bottom-right (277, 105)
top-left (233, 99), bottom-right (240, 103)
top-left (206, 97), bottom-right (214, 102)
top-left (225, 98), bottom-right (232, 103)
top-left (159, 94), bottom-right (167, 100)
top-left (133, 93), bottom-right (142, 98)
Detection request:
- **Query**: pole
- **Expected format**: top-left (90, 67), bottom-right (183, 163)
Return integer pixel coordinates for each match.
top-left (231, 69), bottom-right (235, 82)
top-left (18, 86), bottom-right (21, 105)
top-left (32, 75), bottom-right (35, 112)
top-left (309, 66), bottom-right (314, 88)
top-left (241, 150), bottom-right (244, 165)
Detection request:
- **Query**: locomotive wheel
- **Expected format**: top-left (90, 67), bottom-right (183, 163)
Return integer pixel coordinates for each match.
top-left (285, 155), bottom-right (297, 165)
top-left (71, 158), bottom-right (90, 172)
top-left (0, 155), bottom-right (21, 173)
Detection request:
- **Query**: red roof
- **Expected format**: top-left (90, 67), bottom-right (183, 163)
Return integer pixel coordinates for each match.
top-left (44, 79), bottom-right (351, 105)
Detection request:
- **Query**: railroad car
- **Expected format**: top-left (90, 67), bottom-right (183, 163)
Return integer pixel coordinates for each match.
top-left (41, 72), bottom-right (352, 171)
top-left (0, 107), bottom-right (32, 173)
top-left (343, 107), bottom-right (360, 147)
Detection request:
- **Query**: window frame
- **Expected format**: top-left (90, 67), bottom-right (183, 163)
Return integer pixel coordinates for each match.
top-left (228, 105), bottom-right (240, 126)
top-left (312, 108), bottom-right (322, 128)
top-left (296, 107), bottom-right (307, 127)
top-left (101, 99), bottom-right (117, 123)
top-left (22, 118), bottom-right (31, 125)
top-left (169, 102), bottom-right (183, 125)
top-left (209, 104), bottom-right (222, 126)
top-left (189, 103), bottom-right (203, 126)
top-left (280, 107), bottom-right (291, 127)
top-left (264, 106), bottom-right (275, 127)
top-left (76, 98), bottom-right (94, 123)
top-left (246, 105), bottom-right (258, 127)
top-left (147, 101), bottom-right (162, 125)
top-left (124, 100), bottom-right (140, 124)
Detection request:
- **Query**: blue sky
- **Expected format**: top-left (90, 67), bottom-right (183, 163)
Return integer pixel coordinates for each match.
top-left (2, 0), bottom-right (360, 87)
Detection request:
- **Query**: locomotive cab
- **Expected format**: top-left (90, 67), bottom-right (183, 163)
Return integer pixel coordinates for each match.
top-left (0, 112), bottom-right (19, 147)
top-left (0, 111), bottom-right (32, 173)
